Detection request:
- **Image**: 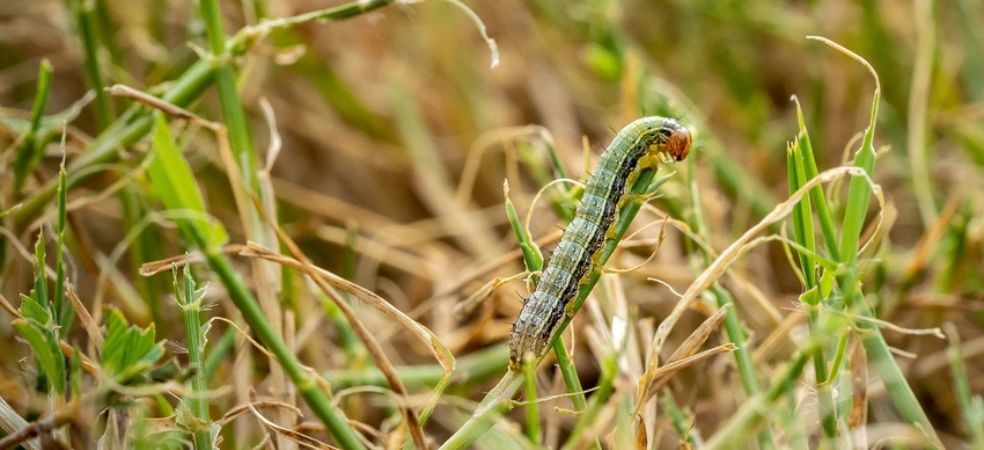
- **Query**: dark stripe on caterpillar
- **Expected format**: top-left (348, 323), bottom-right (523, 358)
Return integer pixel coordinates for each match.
top-left (509, 116), bottom-right (692, 368)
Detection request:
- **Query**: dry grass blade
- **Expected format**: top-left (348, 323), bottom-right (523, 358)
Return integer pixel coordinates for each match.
top-left (646, 343), bottom-right (736, 398)
top-left (848, 337), bottom-right (868, 448)
top-left (456, 125), bottom-right (554, 203)
top-left (240, 240), bottom-right (441, 450)
top-left (0, 397), bottom-right (39, 450)
top-left (65, 286), bottom-right (102, 348)
top-left (452, 271), bottom-right (528, 318)
top-left (637, 305), bottom-right (731, 407)
top-left (752, 310), bottom-right (807, 364)
top-left (428, 228), bottom-right (563, 302)
top-left (240, 242), bottom-right (455, 375)
top-left (0, 403), bottom-right (77, 450)
top-left (247, 404), bottom-right (340, 450)
top-left (643, 166), bottom-right (882, 381)
top-left (271, 178), bottom-right (440, 249)
top-left (4, 2), bottom-right (980, 448)
top-left (108, 84), bottom-right (219, 129)
top-left (314, 224), bottom-right (436, 280)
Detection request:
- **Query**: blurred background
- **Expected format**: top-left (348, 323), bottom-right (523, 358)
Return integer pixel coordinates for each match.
top-left (1, 0), bottom-right (982, 448)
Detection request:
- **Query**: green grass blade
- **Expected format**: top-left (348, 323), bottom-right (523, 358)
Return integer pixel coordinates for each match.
top-left (174, 266), bottom-right (212, 450)
top-left (946, 325), bottom-right (984, 449)
top-left (147, 113), bottom-right (365, 449)
top-left (809, 36), bottom-right (942, 447)
top-left (12, 59), bottom-right (53, 194)
top-left (14, 295), bottom-right (66, 395)
top-left (560, 351), bottom-right (617, 450)
top-left (146, 113), bottom-right (228, 249)
top-left (503, 180), bottom-right (589, 417)
top-left (69, 0), bottom-right (115, 128)
top-left (503, 181), bottom-right (543, 285)
top-left (55, 163), bottom-right (74, 332)
top-left (14, 60), bottom-right (215, 228)
top-left (792, 99), bottom-right (840, 261)
top-left (522, 360), bottom-right (540, 445)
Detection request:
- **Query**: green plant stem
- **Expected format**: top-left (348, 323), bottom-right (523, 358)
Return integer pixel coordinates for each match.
top-left (946, 326), bottom-right (984, 448)
top-left (441, 396), bottom-right (518, 450)
top-left (14, 0), bottom-right (395, 228)
top-left (203, 327), bottom-right (237, 381)
top-left (661, 392), bottom-right (699, 446)
top-left (120, 189), bottom-right (162, 323)
top-left (550, 341), bottom-right (587, 411)
top-left (12, 59), bottom-right (53, 194)
top-left (14, 60), bottom-right (214, 227)
top-left (686, 156), bottom-right (774, 448)
top-left (836, 85), bottom-right (940, 446)
top-left (504, 179), bottom-right (589, 419)
top-left (441, 168), bottom-right (666, 449)
top-left (522, 361), bottom-right (540, 445)
top-left (54, 168), bottom-right (74, 334)
top-left (561, 352), bottom-right (617, 450)
top-left (70, 0), bottom-right (115, 129)
top-left (198, 0), bottom-right (259, 187)
top-left (705, 353), bottom-right (811, 449)
top-left (955, 0), bottom-right (984, 100)
top-left (177, 268), bottom-right (211, 450)
top-left (808, 306), bottom-right (838, 439)
top-left (68, 0), bottom-right (164, 336)
top-left (907, 0), bottom-right (938, 226)
top-left (787, 137), bottom-right (838, 442)
top-left (206, 252), bottom-right (366, 450)
top-left (850, 281), bottom-right (939, 444)
top-left (322, 344), bottom-right (507, 390)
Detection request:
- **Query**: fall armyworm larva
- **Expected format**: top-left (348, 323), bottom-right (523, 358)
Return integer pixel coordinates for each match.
top-left (509, 116), bottom-right (693, 368)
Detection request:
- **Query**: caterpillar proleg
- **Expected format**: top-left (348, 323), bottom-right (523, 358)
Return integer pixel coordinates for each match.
top-left (509, 116), bottom-right (692, 368)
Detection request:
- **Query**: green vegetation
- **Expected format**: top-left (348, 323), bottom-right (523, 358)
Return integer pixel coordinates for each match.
top-left (1, 1), bottom-right (981, 449)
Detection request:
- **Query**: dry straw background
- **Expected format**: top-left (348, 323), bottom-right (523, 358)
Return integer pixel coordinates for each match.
top-left (0, 0), bottom-right (982, 449)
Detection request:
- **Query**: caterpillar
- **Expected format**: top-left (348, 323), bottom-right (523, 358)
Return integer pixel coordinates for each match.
top-left (509, 116), bottom-right (692, 369)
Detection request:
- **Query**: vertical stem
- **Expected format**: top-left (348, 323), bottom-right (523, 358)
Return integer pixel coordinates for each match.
top-left (12, 59), bottom-right (52, 195)
top-left (505, 182), bottom-right (588, 415)
top-left (205, 252), bottom-right (366, 450)
top-left (788, 140), bottom-right (839, 442)
top-left (686, 157), bottom-right (774, 448)
top-left (441, 169), bottom-right (664, 450)
top-left (550, 341), bottom-right (587, 411)
top-left (560, 352), bottom-right (617, 450)
top-left (522, 361), bottom-right (540, 445)
top-left (945, 325), bottom-right (984, 448)
top-left (14, 59), bottom-right (215, 227)
top-left (177, 267), bottom-right (211, 450)
top-left (198, 0), bottom-right (258, 180)
top-left (70, 0), bottom-right (115, 129)
top-left (705, 353), bottom-right (811, 450)
top-left (907, 0), bottom-right (938, 225)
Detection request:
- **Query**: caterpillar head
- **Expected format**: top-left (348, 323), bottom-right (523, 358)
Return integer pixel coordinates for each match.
top-left (659, 119), bottom-right (692, 162)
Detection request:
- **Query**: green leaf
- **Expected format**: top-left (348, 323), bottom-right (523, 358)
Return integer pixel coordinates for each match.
top-left (839, 75), bottom-right (880, 263)
top-left (14, 314), bottom-right (65, 394)
top-left (55, 163), bottom-right (73, 331)
top-left (19, 294), bottom-right (52, 325)
top-left (820, 269), bottom-right (835, 299)
top-left (100, 308), bottom-right (165, 383)
top-left (33, 231), bottom-right (49, 310)
top-left (146, 112), bottom-right (228, 250)
top-left (12, 59), bottom-right (53, 193)
top-left (503, 181), bottom-right (544, 285)
top-left (70, 347), bottom-right (83, 399)
top-left (799, 286), bottom-right (820, 306)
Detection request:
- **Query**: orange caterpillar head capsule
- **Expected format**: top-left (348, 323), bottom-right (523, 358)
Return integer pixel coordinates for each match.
top-left (663, 120), bottom-right (692, 162)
